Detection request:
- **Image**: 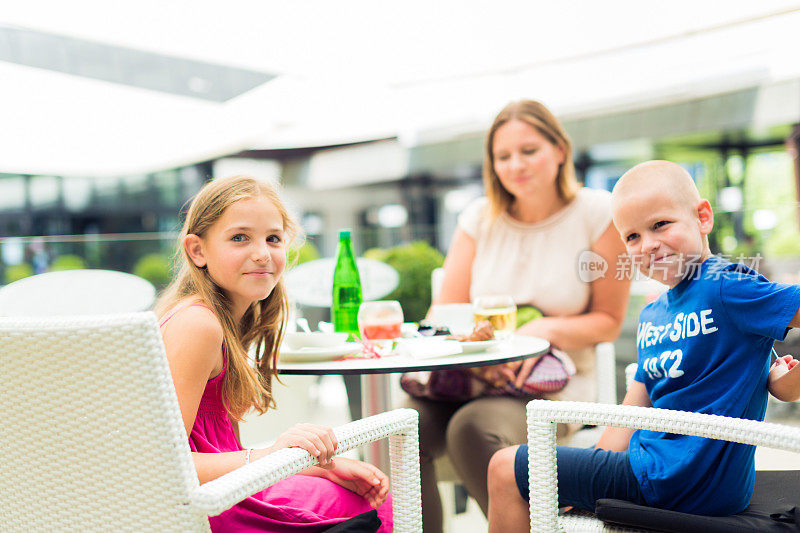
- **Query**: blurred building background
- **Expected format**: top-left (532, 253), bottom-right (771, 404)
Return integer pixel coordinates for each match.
top-left (3, 1), bottom-right (800, 377)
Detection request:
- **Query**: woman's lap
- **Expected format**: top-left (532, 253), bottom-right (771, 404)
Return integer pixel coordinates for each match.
top-left (513, 445), bottom-right (645, 512)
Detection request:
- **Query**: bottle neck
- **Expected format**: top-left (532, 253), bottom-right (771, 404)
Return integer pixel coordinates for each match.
top-left (336, 238), bottom-right (356, 264)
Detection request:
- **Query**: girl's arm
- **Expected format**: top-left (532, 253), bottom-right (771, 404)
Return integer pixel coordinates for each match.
top-left (162, 306), bottom-right (340, 484)
top-left (433, 228), bottom-right (475, 305)
top-left (516, 222), bottom-right (630, 351)
top-left (595, 380), bottom-right (651, 452)
top-left (161, 306), bottom-right (224, 439)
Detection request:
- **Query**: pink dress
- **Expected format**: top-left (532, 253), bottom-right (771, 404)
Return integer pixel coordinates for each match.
top-left (161, 305), bottom-right (393, 532)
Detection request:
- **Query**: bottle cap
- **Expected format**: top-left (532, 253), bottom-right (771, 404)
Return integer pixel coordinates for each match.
top-left (339, 229), bottom-right (351, 239)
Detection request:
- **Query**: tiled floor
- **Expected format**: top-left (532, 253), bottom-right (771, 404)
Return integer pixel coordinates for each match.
top-left (240, 375), bottom-right (800, 533)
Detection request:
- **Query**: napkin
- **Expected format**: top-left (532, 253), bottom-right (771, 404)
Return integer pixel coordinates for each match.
top-left (396, 338), bottom-right (463, 359)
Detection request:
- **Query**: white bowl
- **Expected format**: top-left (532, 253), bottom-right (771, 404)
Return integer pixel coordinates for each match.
top-left (283, 332), bottom-right (349, 350)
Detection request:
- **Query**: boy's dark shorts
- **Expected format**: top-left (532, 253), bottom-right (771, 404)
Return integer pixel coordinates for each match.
top-left (514, 444), bottom-right (646, 511)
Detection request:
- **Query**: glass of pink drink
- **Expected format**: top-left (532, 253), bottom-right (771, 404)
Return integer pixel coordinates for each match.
top-left (358, 300), bottom-right (404, 356)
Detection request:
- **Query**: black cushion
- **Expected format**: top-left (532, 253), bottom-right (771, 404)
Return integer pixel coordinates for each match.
top-left (322, 510), bottom-right (381, 533)
top-left (595, 470), bottom-right (800, 532)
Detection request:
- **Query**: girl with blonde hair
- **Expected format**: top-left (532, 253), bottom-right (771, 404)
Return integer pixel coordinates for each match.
top-left (156, 175), bottom-right (391, 532)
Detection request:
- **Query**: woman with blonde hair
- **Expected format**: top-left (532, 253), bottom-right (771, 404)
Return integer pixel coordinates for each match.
top-left (156, 175), bottom-right (392, 532)
top-left (404, 100), bottom-right (630, 532)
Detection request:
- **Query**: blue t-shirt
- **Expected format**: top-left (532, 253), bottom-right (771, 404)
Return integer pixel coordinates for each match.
top-left (629, 256), bottom-right (800, 515)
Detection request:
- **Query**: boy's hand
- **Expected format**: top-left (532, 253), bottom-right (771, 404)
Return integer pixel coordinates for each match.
top-left (770, 354), bottom-right (798, 381)
top-left (769, 354), bottom-right (800, 402)
top-left (324, 457), bottom-right (390, 508)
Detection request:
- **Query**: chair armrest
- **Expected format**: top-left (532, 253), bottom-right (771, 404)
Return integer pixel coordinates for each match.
top-left (525, 400), bottom-right (800, 532)
top-left (191, 408), bottom-right (421, 530)
top-left (594, 342), bottom-right (617, 404)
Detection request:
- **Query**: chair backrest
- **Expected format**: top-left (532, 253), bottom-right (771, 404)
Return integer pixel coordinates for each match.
top-left (431, 267), bottom-right (445, 304)
top-left (0, 269), bottom-right (156, 317)
top-left (0, 312), bottom-right (209, 532)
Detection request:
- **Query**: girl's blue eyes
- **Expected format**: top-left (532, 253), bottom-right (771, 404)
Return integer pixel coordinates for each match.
top-left (231, 234), bottom-right (282, 243)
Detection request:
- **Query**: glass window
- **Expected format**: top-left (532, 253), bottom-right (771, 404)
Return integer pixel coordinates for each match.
top-left (29, 175), bottom-right (59, 208)
top-left (0, 175), bottom-right (26, 210)
top-left (63, 176), bottom-right (92, 212)
top-left (154, 169), bottom-right (181, 205)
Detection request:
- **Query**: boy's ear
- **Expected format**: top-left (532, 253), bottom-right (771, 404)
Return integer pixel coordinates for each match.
top-left (183, 234), bottom-right (207, 268)
top-left (696, 199), bottom-right (714, 235)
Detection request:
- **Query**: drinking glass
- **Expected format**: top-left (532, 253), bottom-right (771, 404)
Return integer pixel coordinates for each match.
top-left (358, 300), bottom-right (404, 355)
top-left (473, 295), bottom-right (517, 340)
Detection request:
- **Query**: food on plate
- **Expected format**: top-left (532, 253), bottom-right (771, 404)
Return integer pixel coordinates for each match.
top-left (417, 320), bottom-right (452, 337)
top-left (447, 320), bottom-right (494, 342)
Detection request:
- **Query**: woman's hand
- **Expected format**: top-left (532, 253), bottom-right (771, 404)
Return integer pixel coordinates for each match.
top-left (515, 316), bottom-right (557, 343)
top-left (324, 457), bottom-right (390, 509)
top-left (267, 423), bottom-right (338, 469)
top-left (470, 362), bottom-right (520, 387)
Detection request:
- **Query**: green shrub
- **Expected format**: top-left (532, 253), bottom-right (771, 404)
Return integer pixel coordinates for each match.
top-left (49, 254), bottom-right (87, 271)
top-left (765, 230), bottom-right (800, 258)
top-left (4, 263), bottom-right (33, 284)
top-left (364, 241), bottom-right (444, 322)
top-left (134, 253), bottom-right (173, 290)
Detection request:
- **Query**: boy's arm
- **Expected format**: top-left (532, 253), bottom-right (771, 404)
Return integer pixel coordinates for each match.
top-left (788, 305), bottom-right (800, 328)
top-left (595, 381), bottom-right (651, 452)
top-left (769, 355), bottom-right (800, 402)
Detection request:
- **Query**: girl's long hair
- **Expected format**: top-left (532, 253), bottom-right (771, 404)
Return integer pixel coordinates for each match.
top-left (483, 99), bottom-right (579, 219)
top-left (155, 175), bottom-right (302, 420)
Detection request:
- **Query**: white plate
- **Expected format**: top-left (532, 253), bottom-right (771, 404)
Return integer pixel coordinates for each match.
top-left (458, 340), bottom-right (501, 354)
top-left (279, 342), bottom-right (362, 362)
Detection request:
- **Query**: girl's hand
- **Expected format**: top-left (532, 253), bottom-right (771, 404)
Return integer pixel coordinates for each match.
top-left (268, 423), bottom-right (338, 469)
top-left (324, 457), bottom-right (389, 509)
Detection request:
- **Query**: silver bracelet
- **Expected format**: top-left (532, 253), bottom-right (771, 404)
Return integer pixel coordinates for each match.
top-left (245, 448), bottom-right (254, 465)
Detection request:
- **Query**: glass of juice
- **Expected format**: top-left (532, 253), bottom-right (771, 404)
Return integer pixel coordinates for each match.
top-left (358, 300), bottom-right (404, 355)
top-left (473, 295), bottom-right (517, 340)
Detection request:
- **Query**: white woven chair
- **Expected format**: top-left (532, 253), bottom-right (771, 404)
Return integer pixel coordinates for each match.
top-left (0, 269), bottom-right (156, 316)
top-left (0, 312), bottom-right (422, 532)
top-left (525, 399), bottom-right (800, 532)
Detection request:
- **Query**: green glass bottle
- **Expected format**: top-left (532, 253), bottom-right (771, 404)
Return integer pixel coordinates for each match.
top-left (332, 229), bottom-right (363, 341)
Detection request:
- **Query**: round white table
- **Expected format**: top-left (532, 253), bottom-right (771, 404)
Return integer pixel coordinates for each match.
top-left (278, 335), bottom-right (550, 471)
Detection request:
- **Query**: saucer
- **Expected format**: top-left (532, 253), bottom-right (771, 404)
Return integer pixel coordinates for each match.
top-left (458, 340), bottom-right (501, 354)
top-left (279, 342), bottom-right (362, 362)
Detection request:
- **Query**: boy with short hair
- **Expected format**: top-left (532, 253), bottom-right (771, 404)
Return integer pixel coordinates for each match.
top-left (486, 160), bottom-right (800, 531)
